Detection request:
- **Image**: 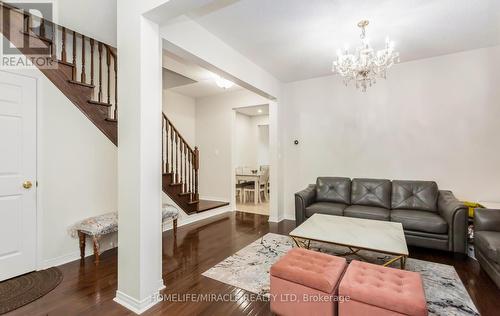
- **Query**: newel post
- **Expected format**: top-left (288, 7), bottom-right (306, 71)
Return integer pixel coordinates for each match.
top-left (194, 146), bottom-right (199, 201)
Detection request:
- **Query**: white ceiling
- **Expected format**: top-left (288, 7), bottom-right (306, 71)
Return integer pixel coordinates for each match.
top-left (189, 0), bottom-right (500, 82)
top-left (235, 104), bottom-right (269, 116)
top-left (163, 50), bottom-right (243, 98)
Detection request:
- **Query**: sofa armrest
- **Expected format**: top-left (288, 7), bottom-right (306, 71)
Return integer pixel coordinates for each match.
top-left (437, 190), bottom-right (468, 253)
top-left (474, 208), bottom-right (500, 232)
top-left (295, 184), bottom-right (317, 225)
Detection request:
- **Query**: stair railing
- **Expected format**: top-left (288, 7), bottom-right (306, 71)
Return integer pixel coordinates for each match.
top-left (20, 11), bottom-right (118, 122)
top-left (162, 113), bottom-right (199, 202)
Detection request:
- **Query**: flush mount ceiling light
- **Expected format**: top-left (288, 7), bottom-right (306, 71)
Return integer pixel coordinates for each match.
top-left (332, 20), bottom-right (400, 92)
top-left (212, 74), bottom-right (234, 89)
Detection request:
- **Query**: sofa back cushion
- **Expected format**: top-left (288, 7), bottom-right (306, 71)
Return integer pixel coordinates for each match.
top-left (351, 178), bottom-right (391, 209)
top-left (391, 180), bottom-right (438, 212)
top-left (316, 177), bottom-right (351, 204)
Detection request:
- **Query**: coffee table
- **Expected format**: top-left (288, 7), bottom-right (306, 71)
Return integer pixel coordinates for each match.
top-left (289, 214), bottom-right (409, 269)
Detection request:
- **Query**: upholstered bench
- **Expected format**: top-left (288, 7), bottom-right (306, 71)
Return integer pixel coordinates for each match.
top-left (270, 248), bottom-right (347, 316)
top-left (72, 204), bottom-right (179, 264)
top-left (339, 260), bottom-right (427, 316)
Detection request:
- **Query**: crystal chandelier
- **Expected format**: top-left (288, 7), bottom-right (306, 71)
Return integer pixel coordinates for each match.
top-left (332, 20), bottom-right (399, 92)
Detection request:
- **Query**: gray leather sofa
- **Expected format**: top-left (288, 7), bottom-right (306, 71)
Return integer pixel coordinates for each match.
top-left (474, 208), bottom-right (500, 288)
top-left (295, 177), bottom-right (468, 254)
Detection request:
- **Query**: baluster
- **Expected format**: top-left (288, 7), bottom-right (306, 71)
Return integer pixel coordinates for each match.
top-left (40, 18), bottom-right (45, 38)
top-left (184, 144), bottom-right (187, 192)
top-left (189, 151), bottom-right (192, 198)
top-left (61, 27), bottom-right (66, 62)
top-left (167, 116), bottom-right (169, 172)
top-left (113, 56), bottom-right (118, 119)
top-left (72, 31), bottom-right (76, 80)
top-left (90, 39), bottom-right (94, 85)
top-left (175, 134), bottom-right (179, 183)
top-left (50, 23), bottom-right (56, 60)
top-left (23, 14), bottom-right (29, 33)
top-left (106, 46), bottom-right (111, 104)
top-left (194, 147), bottom-right (199, 201)
top-left (162, 117), bottom-right (165, 174)
top-left (98, 43), bottom-right (103, 102)
top-left (170, 125), bottom-right (174, 178)
top-left (81, 35), bottom-right (86, 83)
top-left (179, 139), bottom-right (184, 192)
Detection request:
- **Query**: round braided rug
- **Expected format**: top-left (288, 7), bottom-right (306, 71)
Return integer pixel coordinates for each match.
top-left (0, 267), bottom-right (63, 314)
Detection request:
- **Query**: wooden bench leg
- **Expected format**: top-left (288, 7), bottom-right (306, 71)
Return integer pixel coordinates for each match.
top-left (78, 231), bottom-right (85, 260)
top-left (92, 236), bottom-right (101, 265)
top-left (173, 218), bottom-right (178, 236)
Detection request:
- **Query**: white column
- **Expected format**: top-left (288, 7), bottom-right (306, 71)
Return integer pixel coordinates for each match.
top-left (114, 1), bottom-right (164, 314)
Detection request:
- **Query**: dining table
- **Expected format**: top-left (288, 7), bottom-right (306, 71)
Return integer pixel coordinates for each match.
top-left (235, 170), bottom-right (261, 204)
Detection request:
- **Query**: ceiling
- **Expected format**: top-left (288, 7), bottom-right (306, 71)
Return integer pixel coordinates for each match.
top-left (234, 104), bottom-right (269, 116)
top-left (189, 0), bottom-right (500, 82)
top-left (163, 50), bottom-right (243, 98)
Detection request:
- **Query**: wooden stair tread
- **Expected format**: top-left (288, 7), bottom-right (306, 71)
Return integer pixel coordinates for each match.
top-left (88, 100), bottom-right (112, 107)
top-left (178, 192), bottom-right (191, 196)
top-left (68, 80), bottom-right (95, 89)
top-left (105, 118), bottom-right (117, 123)
top-left (170, 182), bottom-right (183, 186)
top-left (187, 200), bottom-right (230, 214)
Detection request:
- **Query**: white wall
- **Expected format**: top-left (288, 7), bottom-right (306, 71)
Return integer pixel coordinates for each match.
top-left (234, 113), bottom-right (270, 168)
top-left (234, 112), bottom-right (256, 167)
top-left (257, 124), bottom-right (270, 166)
top-left (283, 45), bottom-right (500, 219)
top-left (162, 90), bottom-right (196, 145)
top-left (55, 0), bottom-right (117, 45)
top-left (38, 74), bottom-right (118, 266)
top-left (196, 90), bottom-right (269, 202)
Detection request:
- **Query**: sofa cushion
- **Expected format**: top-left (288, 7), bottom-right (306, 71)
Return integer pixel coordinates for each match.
top-left (316, 177), bottom-right (351, 204)
top-left (351, 178), bottom-right (391, 209)
top-left (475, 231), bottom-right (500, 264)
top-left (392, 180), bottom-right (438, 212)
top-left (344, 205), bottom-right (391, 221)
top-left (391, 209), bottom-right (448, 234)
top-left (305, 202), bottom-right (347, 217)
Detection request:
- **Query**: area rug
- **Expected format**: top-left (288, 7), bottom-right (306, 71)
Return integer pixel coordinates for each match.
top-left (202, 233), bottom-right (479, 316)
top-left (0, 267), bottom-right (63, 315)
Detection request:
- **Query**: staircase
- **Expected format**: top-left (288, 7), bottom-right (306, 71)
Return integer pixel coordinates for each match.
top-left (0, 2), bottom-right (228, 214)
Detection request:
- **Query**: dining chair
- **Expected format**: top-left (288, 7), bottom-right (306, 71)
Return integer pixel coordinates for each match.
top-left (258, 168), bottom-right (270, 201)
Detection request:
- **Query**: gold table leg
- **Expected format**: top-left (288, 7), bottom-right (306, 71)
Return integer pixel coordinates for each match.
top-left (291, 237), bottom-right (310, 249)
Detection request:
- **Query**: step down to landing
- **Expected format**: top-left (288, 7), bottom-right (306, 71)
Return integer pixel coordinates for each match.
top-left (192, 200), bottom-right (230, 214)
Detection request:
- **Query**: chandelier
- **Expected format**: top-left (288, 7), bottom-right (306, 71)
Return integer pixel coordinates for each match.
top-left (332, 20), bottom-right (399, 91)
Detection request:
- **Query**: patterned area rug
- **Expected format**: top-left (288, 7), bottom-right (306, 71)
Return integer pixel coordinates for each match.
top-left (203, 233), bottom-right (479, 316)
top-left (0, 267), bottom-right (63, 315)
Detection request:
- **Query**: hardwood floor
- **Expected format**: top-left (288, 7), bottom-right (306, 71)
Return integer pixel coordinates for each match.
top-left (7, 212), bottom-right (500, 315)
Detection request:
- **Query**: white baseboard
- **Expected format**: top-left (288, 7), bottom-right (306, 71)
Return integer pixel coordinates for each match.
top-left (268, 215), bottom-right (283, 223)
top-left (39, 243), bottom-right (116, 270)
top-left (114, 285), bottom-right (163, 315)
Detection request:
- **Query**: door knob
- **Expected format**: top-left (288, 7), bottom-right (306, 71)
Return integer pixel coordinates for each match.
top-left (23, 181), bottom-right (32, 189)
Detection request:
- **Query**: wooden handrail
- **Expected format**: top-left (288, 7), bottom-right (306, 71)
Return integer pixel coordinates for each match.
top-left (162, 113), bottom-right (199, 200)
top-left (162, 113), bottom-right (194, 153)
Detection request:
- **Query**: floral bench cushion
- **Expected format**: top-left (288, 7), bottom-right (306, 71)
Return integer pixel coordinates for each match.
top-left (70, 205), bottom-right (179, 237)
top-left (71, 212), bottom-right (118, 236)
top-left (162, 204), bottom-right (179, 221)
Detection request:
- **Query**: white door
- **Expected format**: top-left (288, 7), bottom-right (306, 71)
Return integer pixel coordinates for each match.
top-left (0, 71), bottom-right (37, 281)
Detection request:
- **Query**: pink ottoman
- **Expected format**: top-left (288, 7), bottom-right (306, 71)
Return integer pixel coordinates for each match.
top-left (339, 260), bottom-right (427, 316)
top-left (270, 248), bottom-right (347, 316)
